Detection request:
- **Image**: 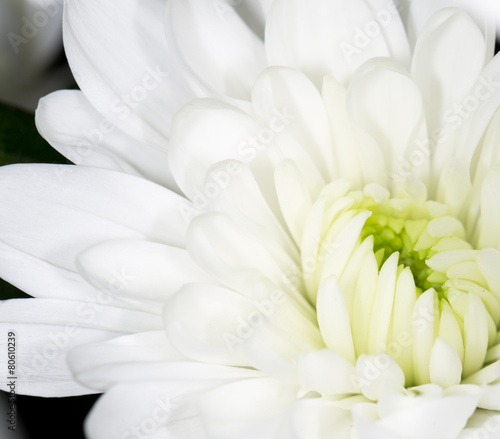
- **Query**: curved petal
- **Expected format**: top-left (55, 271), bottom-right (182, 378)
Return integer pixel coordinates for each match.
top-left (199, 377), bottom-right (297, 439)
top-left (265, 0), bottom-right (410, 87)
top-left (36, 90), bottom-right (180, 192)
top-left (166, 0), bottom-right (267, 101)
top-left (63, 0), bottom-right (196, 147)
top-left (0, 165), bottom-right (192, 299)
top-left (347, 58), bottom-right (429, 185)
top-left (411, 8), bottom-right (486, 156)
top-left (85, 381), bottom-right (213, 439)
top-left (0, 298), bottom-right (161, 396)
top-left (164, 283), bottom-right (254, 366)
top-left (168, 99), bottom-right (278, 210)
top-left (77, 239), bottom-right (215, 301)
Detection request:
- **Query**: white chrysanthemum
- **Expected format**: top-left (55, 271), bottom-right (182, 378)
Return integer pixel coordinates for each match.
top-left (2, 1), bottom-right (500, 438)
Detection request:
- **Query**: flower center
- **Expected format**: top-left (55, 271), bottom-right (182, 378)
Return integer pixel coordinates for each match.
top-left (302, 180), bottom-right (499, 387)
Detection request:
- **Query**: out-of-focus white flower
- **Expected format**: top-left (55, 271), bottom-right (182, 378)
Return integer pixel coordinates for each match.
top-left (1, 1), bottom-right (500, 438)
top-left (0, 0), bottom-right (73, 111)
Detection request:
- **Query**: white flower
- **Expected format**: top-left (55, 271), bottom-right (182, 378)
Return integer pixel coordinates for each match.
top-left (0, 0), bottom-right (72, 111)
top-left (2, 1), bottom-right (500, 438)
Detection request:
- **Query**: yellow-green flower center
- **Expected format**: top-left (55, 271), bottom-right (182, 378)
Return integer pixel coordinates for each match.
top-left (303, 181), bottom-right (499, 387)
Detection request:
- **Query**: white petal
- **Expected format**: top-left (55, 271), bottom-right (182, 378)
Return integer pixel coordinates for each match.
top-left (412, 289), bottom-right (438, 385)
top-left (285, 398), bottom-right (353, 439)
top-left (355, 385), bottom-right (482, 439)
top-left (347, 58), bottom-right (428, 185)
top-left (75, 361), bottom-right (261, 392)
top-left (187, 212), bottom-right (303, 304)
top-left (0, 165), bottom-right (192, 300)
top-left (77, 239), bottom-right (214, 301)
top-left (433, 53), bottom-right (500, 179)
top-left (322, 75), bottom-right (363, 187)
top-left (356, 354), bottom-right (405, 401)
top-left (166, 0), bottom-right (266, 100)
top-left (429, 338), bottom-right (463, 388)
top-left (316, 276), bottom-right (356, 364)
top-left (403, 0), bottom-right (494, 54)
top-left (368, 253), bottom-right (399, 355)
top-left (36, 90), bottom-right (179, 191)
top-left (463, 293), bottom-right (489, 377)
top-left (412, 8), bottom-right (486, 144)
top-left (164, 283), bottom-right (254, 366)
top-left (298, 349), bottom-right (359, 396)
top-left (85, 381), bottom-right (214, 439)
top-left (478, 166), bottom-right (500, 249)
top-left (204, 160), bottom-right (298, 264)
top-left (199, 377), bottom-right (297, 439)
top-left (64, 0), bottom-right (195, 146)
top-left (169, 99), bottom-right (278, 207)
top-left (274, 160), bottom-right (313, 246)
top-left (459, 410), bottom-right (500, 439)
top-left (251, 66), bottom-right (335, 181)
top-left (0, 298), bottom-right (160, 396)
top-left (265, 0), bottom-right (409, 87)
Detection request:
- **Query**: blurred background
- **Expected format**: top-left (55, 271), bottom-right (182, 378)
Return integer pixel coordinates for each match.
top-left (0, 0), bottom-right (500, 438)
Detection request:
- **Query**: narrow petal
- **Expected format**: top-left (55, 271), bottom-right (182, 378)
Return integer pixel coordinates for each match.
top-left (164, 283), bottom-right (254, 366)
top-left (166, 0), bottom-right (267, 100)
top-left (252, 66), bottom-right (335, 181)
top-left (316, 276), bottom-right (356, 364)
top-left (412, 8), bottom-right (486, 143)
top-left (199, 377), bottom-right (297, 439)
top-left (265, 0), bottom-right (409, 87)
top-left (36, 90), bottom-right (179, 191)
top-left (77, 239), bottom-right (215, 301)
top-left (64, 0), bottom-right (195, 146)
top-left (347, 58), bottom-right (429, 185)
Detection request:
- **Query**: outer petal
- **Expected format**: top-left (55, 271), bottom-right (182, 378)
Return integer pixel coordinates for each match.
top-left (77, 239), bottom-right (215, 302)
top-left (266, 0), bottom-right (410, 87)
top-left (63, 0), bottom-right (196, 147)
top-left (36, 90), bottom-right (180, 192)
top-left (0, 298), bottom-right (161, 396)
top-left (166, 0), bottom-right (267, 101)
top-left (347, 58), bottom-right (429, 185)
top-left (411, 8), bottom-right (486, 155)
top-left (0, 165), bottom-right (192, 300)
top-left (85, 382), bottom-right (212, 439)
top-left (199, 377), bottom-right (298, 439)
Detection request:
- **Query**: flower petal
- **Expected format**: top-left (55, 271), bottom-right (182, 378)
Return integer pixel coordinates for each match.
top-left (64, 0), bottom-right (195, 146)
top-left (265, 0), bottom-right (410, 87)
top-left (77, 239), bottom-right (215, 301)
top-left (166, 0), bottom-right (267, 100)
top-left (347, 58), bottom-right (429, 185)
top-left (36, 90), bottom-right (180, 191)
top-left (199, 377), bottom-right (297, 439)
top-left (411, 8), bottom-right (487, 168)
top-left (164, 283), bottom-right (254, 366)
top-left (0, 298), bottom-right (160, 396)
